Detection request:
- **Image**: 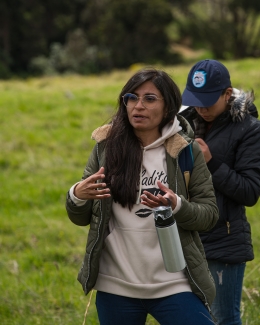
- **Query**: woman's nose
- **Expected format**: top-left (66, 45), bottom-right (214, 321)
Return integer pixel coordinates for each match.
top-left (135, 98), bottom-right (145, 109)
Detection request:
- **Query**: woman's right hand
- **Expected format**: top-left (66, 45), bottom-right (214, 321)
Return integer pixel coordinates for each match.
top-left (195, 138), bottom-right (212, 163)
top-left (74, 167), bottom-right (111, 200)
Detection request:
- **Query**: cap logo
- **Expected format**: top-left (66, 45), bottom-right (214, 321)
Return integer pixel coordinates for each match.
top-left (192, 70), bottom-right (206, 88)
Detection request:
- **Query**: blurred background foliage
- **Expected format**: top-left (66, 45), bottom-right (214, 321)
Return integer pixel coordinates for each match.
top-left (1, 0), bottom-right (260, 78)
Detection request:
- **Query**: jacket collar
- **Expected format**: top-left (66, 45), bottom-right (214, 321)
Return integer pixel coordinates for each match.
top-left (91, 116), bottom-right (192, 159)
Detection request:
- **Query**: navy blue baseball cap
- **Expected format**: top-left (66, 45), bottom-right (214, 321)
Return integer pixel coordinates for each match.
top-left (182, 59), bottom-right (232, 107)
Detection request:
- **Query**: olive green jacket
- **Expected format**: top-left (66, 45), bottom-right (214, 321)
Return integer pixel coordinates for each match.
top-left (66, 116), bottom-right (219, 309)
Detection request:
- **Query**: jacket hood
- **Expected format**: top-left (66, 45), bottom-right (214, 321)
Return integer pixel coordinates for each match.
top-left (91, 115), bottom-right (194, 157)
top-left (177, 114), bottom-right (194, 139)
top-left (91, 124), bottom-right (111, 143)
top-left (144, 116), bottom-right (182, 150)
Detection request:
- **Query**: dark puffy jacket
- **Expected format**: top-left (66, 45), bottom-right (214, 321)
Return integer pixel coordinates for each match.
top-left (180, 91), bottom-right (260, 263)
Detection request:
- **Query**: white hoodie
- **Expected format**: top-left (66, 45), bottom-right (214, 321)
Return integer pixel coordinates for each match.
top-left (91, 118), bottom-right (192, 298)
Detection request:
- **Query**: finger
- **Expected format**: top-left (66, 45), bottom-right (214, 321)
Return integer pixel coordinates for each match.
top-left (165, 197), bottom-right (172, 206)
top-left (94, 167), bottom-right (106, 178)
top-left (157, 194), bottom-right (172, 206)
top-left (141, 193), bottom-right (161, 208)
top-left (142, 191), bottom-right (160, 202)
top-left (85, 188), bottom-right (111, 199)
top-left (140, 195), bottom-right (158, 205)
top-left (141, 200), bottom-right (159, 208)
top-left (90, 193), bottom-right (111, 199)
top-left (142, 189), bottom-right (174, 207)
top-left (91, 187), bottom-right (110, 194)
top-left (86, 171), bottom-right (106, 183)
top-left (79, 181), bottom-right (108, 192)
top-left (195, 138), bottom-right (205, 146)
top-left (93, 182), bottom-right (109, 190)
top-left (156, 181), bottom-right (169, 192)
top-left (97, 166), bottom-right (105, 174)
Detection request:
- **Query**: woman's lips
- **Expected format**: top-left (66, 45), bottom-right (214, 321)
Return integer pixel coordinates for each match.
top-left (133, 115), bottom-right (147, 122)
top-left (133, 115), bottom-right (146, 119)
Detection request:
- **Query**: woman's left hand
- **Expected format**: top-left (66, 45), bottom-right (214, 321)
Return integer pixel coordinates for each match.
top-left (140, 180), bottom-right (177, 210)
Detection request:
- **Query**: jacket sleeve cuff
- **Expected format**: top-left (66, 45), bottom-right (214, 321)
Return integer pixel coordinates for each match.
top-left (207, 157), bottom-right (222, 174)
top-left (69, 183), bottom-right (87, 206)
top-left (172, 194), bottom-right (182, 214)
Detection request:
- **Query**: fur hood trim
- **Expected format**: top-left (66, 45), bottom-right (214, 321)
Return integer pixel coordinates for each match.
top-left (229, 89), bottom-right (255, 122)
top-left (91, 124), bottom-right (111, 143)
top-left (91, 121), bottom-right (190, 159)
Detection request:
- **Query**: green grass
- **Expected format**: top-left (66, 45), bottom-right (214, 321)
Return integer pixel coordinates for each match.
top-left (1, 59), bottom-right (260, 324)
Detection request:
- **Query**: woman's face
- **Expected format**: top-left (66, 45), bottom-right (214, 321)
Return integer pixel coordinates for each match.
top-left (195, 89), bottom-right (232, 122)
top-left (126, 81), bottom-right (166, 138)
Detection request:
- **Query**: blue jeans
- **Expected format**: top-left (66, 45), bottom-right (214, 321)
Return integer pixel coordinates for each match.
top-left (208, 260), bottom-right (246, 325)
top-left (96, 291), bottom-right (215, 325)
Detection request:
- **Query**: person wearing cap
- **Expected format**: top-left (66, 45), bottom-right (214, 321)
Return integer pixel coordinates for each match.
top-left (180, 59), bottom-right (260, 325)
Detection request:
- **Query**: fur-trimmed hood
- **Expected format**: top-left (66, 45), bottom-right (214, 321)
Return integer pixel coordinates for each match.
top-left (228, 88), bottom-right (256, 122)
top-left (91, 115), bottom-right (194, 159)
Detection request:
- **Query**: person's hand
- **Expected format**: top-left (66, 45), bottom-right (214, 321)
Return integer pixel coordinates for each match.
top-left (140, 180), bottom-right (177, 210)
top-left (195, 138), bottom-right (212, 163)
top-left (74, 167), bottom-right (111, 200)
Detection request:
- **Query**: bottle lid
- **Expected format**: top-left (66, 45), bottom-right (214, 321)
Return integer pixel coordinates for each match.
top-left (153, 206), bottom-right (174, 226)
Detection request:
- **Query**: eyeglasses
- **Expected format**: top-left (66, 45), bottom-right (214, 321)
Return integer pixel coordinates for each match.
top-left (122, 93), bottom-right (164, 109)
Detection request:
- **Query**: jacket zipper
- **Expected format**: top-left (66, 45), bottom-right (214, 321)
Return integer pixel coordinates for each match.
top-left (204, 122), bottom-right (230, 237)
top-left (175, 157), bottom-right (179, 194)
top-left (84, 200), bottom-right (103, 293)
top-left (84, 143), bottom-right (103, 293)
top-left (186, 265), bottom-right (219, 325)
top-left (226, 221), bottom-right (230, 234)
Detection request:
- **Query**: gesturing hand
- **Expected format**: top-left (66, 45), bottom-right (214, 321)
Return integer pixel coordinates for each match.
top-left (195, 138), bottom-right (212, 163)
top-left (140, 180), bottom-right (177, 210)
top-left (74, 167), bottom-right (111, 200)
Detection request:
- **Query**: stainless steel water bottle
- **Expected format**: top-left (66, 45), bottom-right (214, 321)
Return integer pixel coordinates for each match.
top-left (153, 206), bottom-right (186, 273)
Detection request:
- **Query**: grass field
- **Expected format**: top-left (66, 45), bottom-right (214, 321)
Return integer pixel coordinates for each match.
top-left (1, 58), bottom-right (260, 325)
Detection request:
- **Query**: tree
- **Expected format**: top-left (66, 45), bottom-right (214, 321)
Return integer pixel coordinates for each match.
top-left (0, 0), bottom-right (86, 76)
top-left (80, 0), bottom-right (175, 68)
top-left (175, 0), bottom-right (260, 59)
top-left (228, 0), bottom-right (260, 57)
